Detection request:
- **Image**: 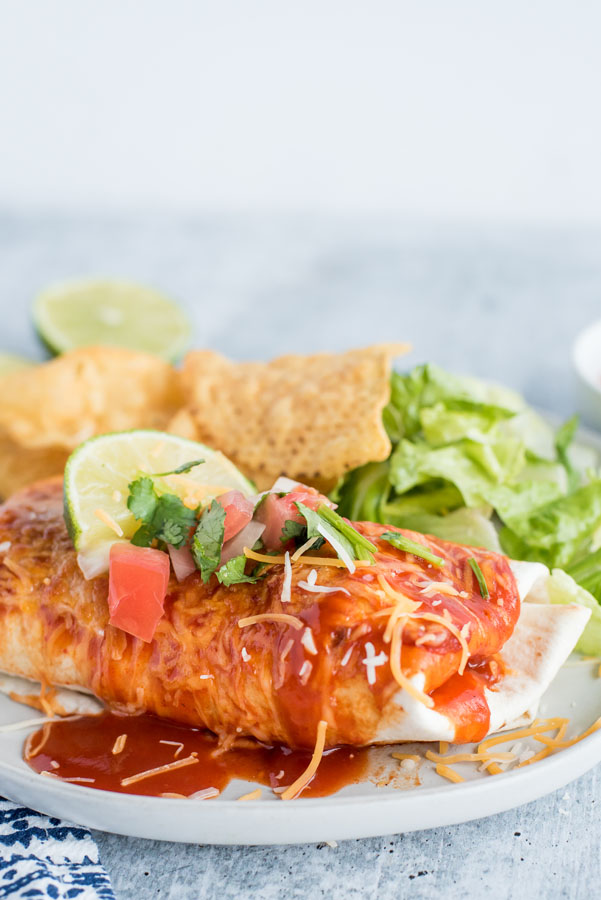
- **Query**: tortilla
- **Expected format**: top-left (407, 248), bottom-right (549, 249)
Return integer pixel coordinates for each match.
top-left (171, 344), bottom-right (410, 491)
top-left (374, 563), bottom-right (591, 743)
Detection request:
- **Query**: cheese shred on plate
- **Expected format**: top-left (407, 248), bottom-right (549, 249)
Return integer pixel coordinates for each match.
top-left (435, 763), bottom-right (464, 784)
top-left (120, 753), bottom-right (199, 787)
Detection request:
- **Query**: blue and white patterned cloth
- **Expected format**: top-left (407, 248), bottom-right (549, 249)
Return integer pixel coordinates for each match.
top-left (0, 800), bottom-right (114, 899)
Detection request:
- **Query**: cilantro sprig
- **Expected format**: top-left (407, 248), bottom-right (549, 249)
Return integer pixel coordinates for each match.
top-left (191, 500), bottom-right (226, 583)
top-left (127, 477), bottom-right (197, 548)
top-left (149, 459), bottom-right (205, 477)
top-left (216, 555), bottom-right (259, 586)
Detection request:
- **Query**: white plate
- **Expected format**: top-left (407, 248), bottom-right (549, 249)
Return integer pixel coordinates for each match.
top-left (0, 423), bottom-right (600, 846)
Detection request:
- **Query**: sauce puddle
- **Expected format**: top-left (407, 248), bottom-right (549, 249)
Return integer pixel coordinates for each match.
top-left (25, 711), bottom-right (368, 799)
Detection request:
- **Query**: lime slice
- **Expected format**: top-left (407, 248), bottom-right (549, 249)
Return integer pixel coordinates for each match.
top-left (64, 430), bottom-right (254, 578)
top-left (0, 353), bottom-right (34, 377)
top-left (33, 279), bottom-right (192, 361)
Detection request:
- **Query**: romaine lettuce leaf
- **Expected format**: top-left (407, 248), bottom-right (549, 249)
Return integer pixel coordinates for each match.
top-left (333, 362), bottom-right (601, 620)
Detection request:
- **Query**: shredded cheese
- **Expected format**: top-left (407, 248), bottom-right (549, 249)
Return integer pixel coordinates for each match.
top-left (121, 753), bottom-right (199, 786)
top-left (534, 716), bottom-right (601, 749)
top-left (0, 715), bottom-right (78, 734)
top-left (159, 739), bottom-right (184, 758)
top-left (301, 628), bottom-right (318, 655)
top-left (391, 753), bottom-right (421, 763)
top-left (241, 647), bottom-right (251, 662)
top-left (376, 574), bottom-right (421, 615)
top-left (435, 763), bottom-right (464, 784)
top-left (389, 619), bottom-right (434, 708)
top-left (24, 723), bottom-right (51, 760)
top-left (111, 734), bottom-right (127, 755)
top-left (418, 580), bottom-right (460, 597)
top-left (439, 741), bottom-right (449, 755)
top-left (298, 579), bottom-right (351, 597)
top-left (291, 537), bottom-right (318, 562)
top-left (426, 750), bottom-right (514, 764)
top-left (410, 612), bottom-right (470, 676)
top-left (243, 548), bottom-right (371, 568)
top-left (299, 660), bottom-right (313, 685)
top-left (237, 613), bottom-right (303, 631)
top-left (281, 638), bottom-right (294, 661)
top-left (94, 508), bottom-right (124, 537)
top-left (281, 551), bottom-right (292, 604)
top-left (361, 642), bottom-right (388, 685)
top-left (477, 718), bottom-right (569, 755)
top-left (280, 720), bottom-right (328, 800)
top-left (189, 787), bottom-right (220, 800)
top-left (340, 646), bottom-right (354, 667)
top-left (236, 788), bottom-right (262, 801)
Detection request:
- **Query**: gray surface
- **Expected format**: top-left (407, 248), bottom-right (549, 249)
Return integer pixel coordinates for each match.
top-left (1, 213), bottom-right (601, 899)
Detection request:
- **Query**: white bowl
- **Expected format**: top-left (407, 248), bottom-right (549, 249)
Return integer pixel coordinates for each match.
top-left (573, 319), bottom-right (601, 431)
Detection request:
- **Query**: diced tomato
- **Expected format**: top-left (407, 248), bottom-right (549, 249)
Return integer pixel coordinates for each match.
top-left (216, 491), bottom-right (254, 542)
top-left (254, 487), bottom-right (334, 550)
top-left (108, 543), bottom-right (170, 643)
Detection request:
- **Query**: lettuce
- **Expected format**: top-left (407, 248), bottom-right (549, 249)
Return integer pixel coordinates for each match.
top-left (333, 363), bottom-right (601, 610)
top-left (394, 507), bottom-right (502, 553)
top-left (543, 569), bottom-right (601, 656)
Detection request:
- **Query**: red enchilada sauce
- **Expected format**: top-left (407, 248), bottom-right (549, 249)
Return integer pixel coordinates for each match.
top-left (22, 523), bottom-right (516, 793)
top-left (25, 711), bottom-right (367, 798)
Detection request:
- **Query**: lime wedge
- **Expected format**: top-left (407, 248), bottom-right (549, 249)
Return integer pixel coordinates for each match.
top-left (33, 279), bottom-right (192, 361)
top-left (64, 430), bottom-right (254, 578)
top-left (0, 353), bottom-right (34, 377)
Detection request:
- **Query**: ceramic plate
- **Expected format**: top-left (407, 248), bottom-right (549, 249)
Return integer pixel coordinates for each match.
top-left (0, 423), bottom-right (599, 846)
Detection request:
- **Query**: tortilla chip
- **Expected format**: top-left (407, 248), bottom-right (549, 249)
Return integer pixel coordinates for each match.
top-left (170, 344), bottom-right (409, 491)
top-left (0, 346), bottom-right (182, 450)
top-left (0, 432), bottom-right (69, 499)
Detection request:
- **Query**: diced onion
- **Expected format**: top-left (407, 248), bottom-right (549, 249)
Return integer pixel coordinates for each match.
top-left (168, 544), bottom-right (196, 582)
top-left (220, 521), bottom-right (266, 565)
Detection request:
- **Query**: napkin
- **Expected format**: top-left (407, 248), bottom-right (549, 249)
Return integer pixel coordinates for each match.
top-left (0, 800), bottom-right (115, 899)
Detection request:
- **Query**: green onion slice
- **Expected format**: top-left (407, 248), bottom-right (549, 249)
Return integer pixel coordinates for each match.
top-left (381, 532), bottom-right (446, 568)
top-left (468, 557), bottom-right (490, 599)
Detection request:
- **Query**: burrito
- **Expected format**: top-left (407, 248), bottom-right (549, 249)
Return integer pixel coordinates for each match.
top-left (0, 477), bottom-right (589, 749)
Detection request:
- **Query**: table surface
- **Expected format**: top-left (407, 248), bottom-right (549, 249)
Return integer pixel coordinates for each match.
top-left (1, 213), bottom-right (600, 899)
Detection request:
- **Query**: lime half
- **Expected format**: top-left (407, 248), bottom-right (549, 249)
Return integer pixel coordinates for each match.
top-left (64, 430), bottom-right (255, 578)
top-left (0, 353), bottom-right (34, 377)
top-left (33, 279), bottom-right (192, 361)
